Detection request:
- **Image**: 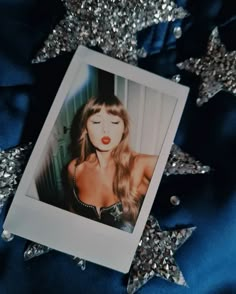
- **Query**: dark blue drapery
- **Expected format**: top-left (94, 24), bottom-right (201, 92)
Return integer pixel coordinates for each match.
top-left (0, 1), bottom-right (236, 293)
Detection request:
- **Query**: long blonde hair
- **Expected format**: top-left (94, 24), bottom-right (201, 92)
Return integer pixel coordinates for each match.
top-left (71, 95), bottom-right (140, 223)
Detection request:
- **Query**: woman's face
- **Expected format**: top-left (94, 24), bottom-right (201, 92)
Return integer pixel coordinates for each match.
top-left (86, 106), bottom-right (125, 152)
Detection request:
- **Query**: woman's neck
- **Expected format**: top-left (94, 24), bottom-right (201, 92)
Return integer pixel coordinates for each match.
top-left (95, 150), bottom-right (114, 169)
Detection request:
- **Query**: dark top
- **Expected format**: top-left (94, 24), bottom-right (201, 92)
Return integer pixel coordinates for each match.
top-left (70, 160), bottom-right (134, 233)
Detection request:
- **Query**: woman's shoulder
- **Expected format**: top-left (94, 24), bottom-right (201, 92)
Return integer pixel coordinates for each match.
top-left (132, 153), bottom-right (158, 180)
top-left (67, 158), bottom-right (84, 178)
top-left (132, 152), bottom-right (158, 166)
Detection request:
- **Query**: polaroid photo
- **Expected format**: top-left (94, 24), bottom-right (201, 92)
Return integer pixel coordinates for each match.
top-left (3, 46), bottom-right (189, 273)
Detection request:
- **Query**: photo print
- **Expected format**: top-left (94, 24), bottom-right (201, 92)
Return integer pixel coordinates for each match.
top-left (4, 46), bottom-right (189, 273)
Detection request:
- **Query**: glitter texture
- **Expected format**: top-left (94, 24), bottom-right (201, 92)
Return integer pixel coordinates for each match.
top-left (0, 143), bottom-right (32, 213)
top-left (127, 215), bottom-right (196, 293)
top-left (164, 144), bottom-right (211, 176)
top-left (33, 0), bottom-right (188, 64)
top-left (24, 241), bottom-right (87, 271)
top-left (24, 243), bottom-right (52, 261)
top-left (73, 256), bottom-right (87, 270)
top-left (177, 27), bottom-right (236, 106)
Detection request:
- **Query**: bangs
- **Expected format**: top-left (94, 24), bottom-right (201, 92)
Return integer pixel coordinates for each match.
top-left (87, 103), bottom-right (103, 117)
top-left (88, 97), bottom-right (125, 118)
top-left (105, 104), bottom-right (124, 117)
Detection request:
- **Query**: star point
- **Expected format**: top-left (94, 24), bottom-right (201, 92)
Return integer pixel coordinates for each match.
top-left (177, 27), bottom-right (236, 106)
top-left (164, 144), bottom-right (211, 176)
top-left (0, 143), bottom-right (33, 213)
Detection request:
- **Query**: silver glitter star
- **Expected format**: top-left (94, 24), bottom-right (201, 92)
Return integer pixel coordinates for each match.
top-left (177, 27), bottom-right (236, 106)
top-left (127, 215), bottom-right (196, 293)
top-left (0, 143), bottom-right (33, 214)
top-left (33, 0), bottom-right (188, 64)
top-left (164, 144), bottom-right (211, 176)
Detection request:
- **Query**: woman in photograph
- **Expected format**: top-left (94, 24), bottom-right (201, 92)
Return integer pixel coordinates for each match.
top-left (67, 95), bottom-right (158, 232)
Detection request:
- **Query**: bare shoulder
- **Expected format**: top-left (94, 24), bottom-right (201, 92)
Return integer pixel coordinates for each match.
top-left (133, 153), bottom-right (158, 167)
top-left (133, 153), bottom-right (158, 180)
top-left (67, 158), bottom-right (84, 179)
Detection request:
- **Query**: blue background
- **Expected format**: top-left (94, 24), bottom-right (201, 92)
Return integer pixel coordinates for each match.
top-left (0, 0), bottom-right (236, 293)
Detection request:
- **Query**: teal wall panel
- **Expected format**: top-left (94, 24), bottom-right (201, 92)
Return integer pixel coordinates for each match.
top-left (35, 65), bottom-right (99, 208)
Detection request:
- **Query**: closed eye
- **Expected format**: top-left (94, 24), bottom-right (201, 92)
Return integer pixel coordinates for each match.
top-left (92, 121), bottom-right (101, 124)
top-left (111, 121), bottom-right (120, 124)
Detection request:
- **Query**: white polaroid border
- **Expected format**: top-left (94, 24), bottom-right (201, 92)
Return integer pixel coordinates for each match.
top-left (3, 46), bottom-right (189, 273)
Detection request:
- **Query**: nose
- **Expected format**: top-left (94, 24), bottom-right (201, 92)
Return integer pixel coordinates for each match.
top-left (102, 121), bottom-right (109, 133)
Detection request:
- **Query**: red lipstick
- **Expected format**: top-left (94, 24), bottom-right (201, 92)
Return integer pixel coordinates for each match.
top-left (101, 136), bottom-right (111, 144)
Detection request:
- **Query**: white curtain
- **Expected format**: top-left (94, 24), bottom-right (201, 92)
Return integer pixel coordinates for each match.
top-left (115, 77), bottom-right (177, 155)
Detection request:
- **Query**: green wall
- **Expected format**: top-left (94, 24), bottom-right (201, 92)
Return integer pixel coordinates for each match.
top-left (35, 65), bottom-right (99, 208)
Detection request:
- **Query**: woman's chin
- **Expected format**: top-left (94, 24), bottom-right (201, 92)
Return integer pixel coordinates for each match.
top-left (96, 144), bottom-right (117, 152)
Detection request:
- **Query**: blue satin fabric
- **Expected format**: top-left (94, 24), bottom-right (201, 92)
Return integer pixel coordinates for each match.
top-left (0, 0), bottom-right (236, 293)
